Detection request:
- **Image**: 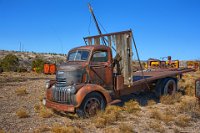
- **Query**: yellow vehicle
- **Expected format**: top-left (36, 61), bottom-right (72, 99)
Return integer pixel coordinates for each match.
top-left (187, 61), bottom-right (200, 70)
top-left (166, 60), bottom-right (179, 68)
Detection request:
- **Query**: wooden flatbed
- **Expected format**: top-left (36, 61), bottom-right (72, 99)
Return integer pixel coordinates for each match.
top-left (132, 68), bottom-right (194, 86)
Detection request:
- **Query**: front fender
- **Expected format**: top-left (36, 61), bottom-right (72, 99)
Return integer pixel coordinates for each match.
top-left (75, 84), bottom-right (112, 107)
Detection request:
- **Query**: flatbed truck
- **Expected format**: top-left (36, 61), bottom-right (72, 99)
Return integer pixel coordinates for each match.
top-left (43, 30), bottom-right (194, 117)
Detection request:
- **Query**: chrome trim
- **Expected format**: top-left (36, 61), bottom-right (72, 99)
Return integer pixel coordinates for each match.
top-left (52, 86), bottom-right (73, 103)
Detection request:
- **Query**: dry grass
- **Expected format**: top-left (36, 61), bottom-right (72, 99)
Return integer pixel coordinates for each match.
top-left (39, 106), bottom-right (53, 118)
top-left (34, 125), bottom-right (51, 133)
top-left (149, 121), bottom-right (165, 132)
top-left (123, 100), bottom-right (141, 113)
top-left (178, 96), bottom-right (199, 112)
top-left (147, 100), bottom-right (156, 106)
top-left (93, 105), bottom-right (123, 128)
top-left (34, 103), bottom-right (53, 118)
top-left (104, 124), bottom-right (134, 133)
top-left (51, 123), bottom-right (83, 133)
top-left (119, 123), bottom-right (134, 133)
top-left (39, 95), bottom-right (44, 102)
top-left (16, 108), bottom-right (29, 118)
top-left (178, 72), bottom-right (200, 96)
top-left (34, 103), bottom-right (42, 113)
top-left (104, 127), bottom-right (120, 133)
top-left (160, 93), bottom-right (182, 105)
top-left (15, 87), bottom-right (28, 96)
top-left (175, 114), bottom-right (191, 127)
top-left (150, 109), bottom-right (174, 124)
top-left (0, 129), bottom-right (5, 133)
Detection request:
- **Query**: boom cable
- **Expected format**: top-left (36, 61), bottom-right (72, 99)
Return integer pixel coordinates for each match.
top-left (131, 29), bottom-right (151, 90)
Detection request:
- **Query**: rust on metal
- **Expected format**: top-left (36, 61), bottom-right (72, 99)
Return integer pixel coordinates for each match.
top-left (46, 99), bottom-right (75, 112)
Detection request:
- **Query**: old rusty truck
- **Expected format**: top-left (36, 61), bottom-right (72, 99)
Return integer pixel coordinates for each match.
top-left (43, 30), bottom-right (194, 117)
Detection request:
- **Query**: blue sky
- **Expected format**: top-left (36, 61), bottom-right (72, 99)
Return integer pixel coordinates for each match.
top-left (0, 0), bottom-right (199, 60)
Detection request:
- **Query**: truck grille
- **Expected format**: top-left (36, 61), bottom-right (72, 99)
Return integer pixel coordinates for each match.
top-left (56, 78), bottom-right (67, 87)
top-left (52, 87), bottom-right (71, 103)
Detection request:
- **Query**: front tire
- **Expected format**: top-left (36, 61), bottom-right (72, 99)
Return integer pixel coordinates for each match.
top-left (76, 92), bottom-right (106, 118)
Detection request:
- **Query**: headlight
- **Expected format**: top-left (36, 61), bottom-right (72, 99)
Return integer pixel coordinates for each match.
top-left (66, 85), bottom-right (76, 93)
top-left (45, 80), bottom-right (50, 89)
top-left (196, 80), bottom-right (200, 98)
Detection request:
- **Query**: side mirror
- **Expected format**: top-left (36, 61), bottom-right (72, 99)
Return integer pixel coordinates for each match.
top-left (195, 78), bottom-right (200, 100)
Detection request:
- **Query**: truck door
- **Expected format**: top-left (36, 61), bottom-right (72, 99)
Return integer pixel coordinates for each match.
top-left (89, 50), bottom-right (113, 89)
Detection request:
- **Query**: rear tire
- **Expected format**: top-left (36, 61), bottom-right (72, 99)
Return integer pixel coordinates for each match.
top-left (155, 78), bottom-right (177, 97)
top-left (76, 92), bottom-right (106, 118)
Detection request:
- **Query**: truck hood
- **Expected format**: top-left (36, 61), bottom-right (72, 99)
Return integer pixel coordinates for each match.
top-left (56, 63), bottom-right (87, 86)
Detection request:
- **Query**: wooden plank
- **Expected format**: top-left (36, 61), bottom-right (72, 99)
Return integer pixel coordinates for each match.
top-left (94, 37), bottom-right (100, 45)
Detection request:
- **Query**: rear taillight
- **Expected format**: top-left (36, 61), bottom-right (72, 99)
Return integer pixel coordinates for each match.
top-left (195, 79), bottom-right (200, 98)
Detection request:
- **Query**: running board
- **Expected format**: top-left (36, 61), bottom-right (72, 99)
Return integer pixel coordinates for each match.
top-left (108, 99), bottom-right (121, 105)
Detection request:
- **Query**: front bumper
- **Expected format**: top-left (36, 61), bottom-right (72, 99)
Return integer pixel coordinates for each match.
top-left (43, 98), bottom-right (75, 113)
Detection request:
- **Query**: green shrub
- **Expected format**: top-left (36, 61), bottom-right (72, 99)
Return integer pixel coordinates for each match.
top-left (1, 54), bottom-right (19, 72)
top-left (32, 58), bottom-right (45, 73)
top-left (17, 66), bottom-right (27, 72)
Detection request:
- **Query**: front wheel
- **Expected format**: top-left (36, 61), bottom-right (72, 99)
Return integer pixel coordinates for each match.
top-left (76, 92), bottom-right (106, 118)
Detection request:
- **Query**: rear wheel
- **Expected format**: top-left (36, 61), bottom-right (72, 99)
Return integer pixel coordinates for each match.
top-left (155, 78), bottom-right (177, 97)
top-left (163, 79), bottom-right (177, 95)
top-left (76, 92), bottom-right (106, 118)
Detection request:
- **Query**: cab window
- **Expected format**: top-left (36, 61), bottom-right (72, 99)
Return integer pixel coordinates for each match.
top-left (92, 51), bottom-right (108, 62)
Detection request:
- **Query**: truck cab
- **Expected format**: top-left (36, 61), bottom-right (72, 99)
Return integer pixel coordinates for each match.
top-left (44, 45), bottom-right (116, 117)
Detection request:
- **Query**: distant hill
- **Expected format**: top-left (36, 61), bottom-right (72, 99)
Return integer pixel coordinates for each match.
top-left (0, 50), bottom-right (66, 71)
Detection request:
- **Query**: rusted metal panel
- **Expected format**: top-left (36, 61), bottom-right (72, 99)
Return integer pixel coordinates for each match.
top-left (46, 99), bottom-right (75, 112)
top-left (75, 84), bottom-right (112, 107)
top-left (83, 30), bottom-right (133, 86)
top-left (116, 75), bottom-right (124, 91)
top-left (88, 47), bottom-right (113, 89)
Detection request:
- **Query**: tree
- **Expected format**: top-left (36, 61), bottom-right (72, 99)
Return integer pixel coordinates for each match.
top-left (32, 58), bottom-right (45, 73)
top-left (1, 54), bottom-right (19, 72)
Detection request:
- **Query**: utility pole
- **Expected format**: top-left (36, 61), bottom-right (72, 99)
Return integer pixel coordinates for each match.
top-left (19, 41), bottom-right (22, 52)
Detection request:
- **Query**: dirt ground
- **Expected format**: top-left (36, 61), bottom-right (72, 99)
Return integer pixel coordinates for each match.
top-left (0, 71), bottom-right (200, 133)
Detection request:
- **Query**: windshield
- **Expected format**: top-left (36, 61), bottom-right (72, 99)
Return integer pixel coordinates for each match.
top-left (67, 50), bottom-right (90, 61)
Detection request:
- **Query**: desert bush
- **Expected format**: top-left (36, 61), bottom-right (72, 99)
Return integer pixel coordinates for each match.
top-left (175, 114), bottom-right (191, 127)
top-left (119, 123), bottom-right (134, 133)
top-left (34, 125), bottom-right (51, 133)
top-left (0, 129), bottom-right (5, 133)
top-left (34, 103), bottom-right (42, 113)
top-left (150, 109), bottom-right (174, 124)
top-left (178, 73), bottom-right (197, 96)
top-left (34, 103), bottom-right (53, 118)
top-left (104, 127), bottom-right (120, 133)
top-left (160, 93), bottom-right (182, 105)
top-left (16, 108), bottom-right (29, 118)
top-left (32, 57), bottom-right (45, 73)
top-left (17, 66), bottom-right (27, 72)
top-left (51, 123), bottom-right (83, 133)
top-left (0, 60), bottom-right (3, 73)
top-left (0, 54), bottom-right (19, 72)
top-left (93, 105), bottom-right (123, 128)
top-left (15, 87), bottom-right (28, 96)
top-left (39, 106), bottom-right (53, 118)
top-left (147, 100), bottom-right (156, 106)
top-left (149, 121), bottom-right (165, 132)
top-left (178, 96), bottom-right (200, 117)
top-left (124, 100), bottom-right (141, 113)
